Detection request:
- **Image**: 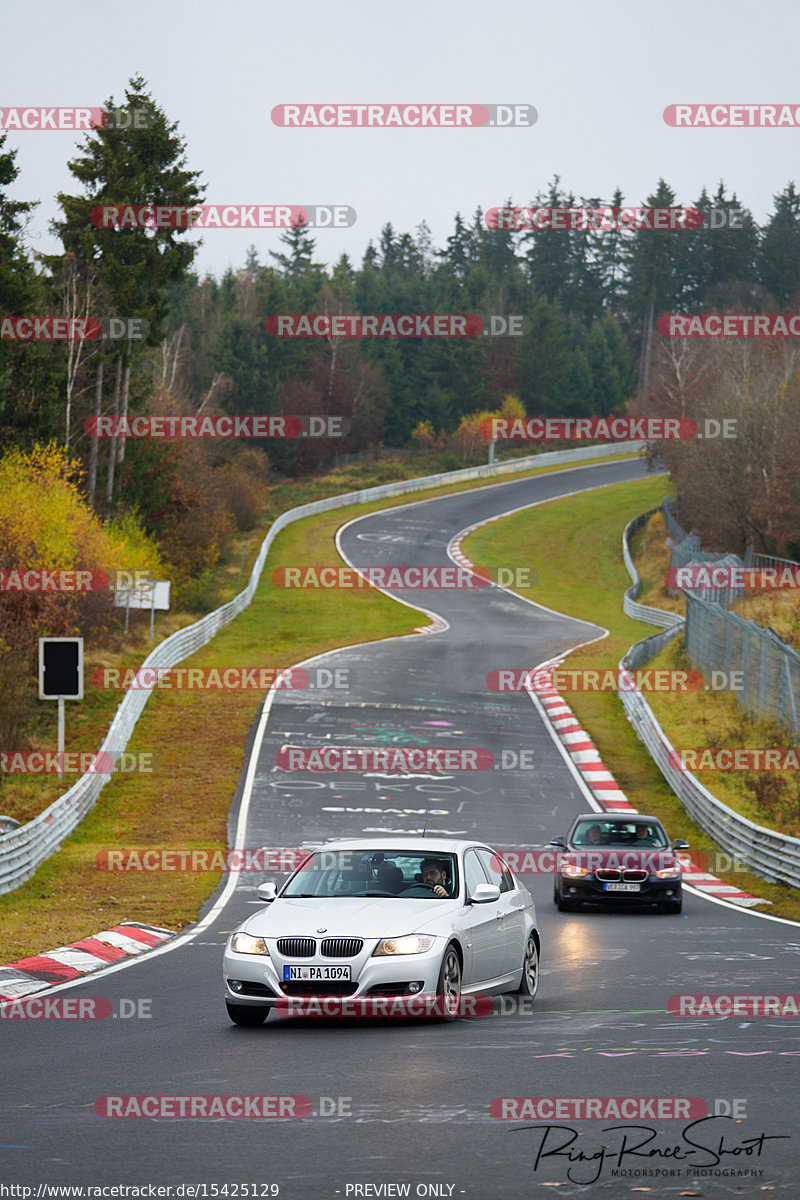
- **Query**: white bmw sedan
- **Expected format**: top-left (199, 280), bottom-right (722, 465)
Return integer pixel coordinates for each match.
top-left (223, 837), bottom-right (540, 1025)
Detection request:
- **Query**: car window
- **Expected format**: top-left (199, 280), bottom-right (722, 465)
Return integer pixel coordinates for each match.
top-left (464, 849), bottom-right (490, 898)
top-left (572, 821), bottom-right (667, 848)
top-left (476, 848), bottom-right (513, 892)
top-left (280, 849), bottom-right (459, 897)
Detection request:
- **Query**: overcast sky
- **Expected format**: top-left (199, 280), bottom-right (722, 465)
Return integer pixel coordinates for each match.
top-left (4, 0), bottom-right (798, 279)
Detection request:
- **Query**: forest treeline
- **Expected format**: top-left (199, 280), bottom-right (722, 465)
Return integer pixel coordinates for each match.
top-left (2, 76), bottom-right (800, 575)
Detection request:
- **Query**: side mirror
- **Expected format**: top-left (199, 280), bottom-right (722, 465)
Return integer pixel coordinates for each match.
top-left (469, 882), bottom-right (501, 904)
top-left (257, 881), bottom-right (277, 902)
top-left (672, 839), bottom-right (690, 850)
top-left (549, 836), bottom-right (565, 848)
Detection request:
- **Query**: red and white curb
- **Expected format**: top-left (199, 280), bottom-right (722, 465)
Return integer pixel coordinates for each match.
top-left (529, 669), bottom-right (768, 907)
top-left (418, 526), bottom-right (487, 630)
top-left (414, 614), bottom-right (447, 634)
top-left (534, 674), bottom-right (636, 813)
top-left (0, 922), bottom-right (174, 1001)
top-left (450, 522), bottom-right (504, 577)
top-left (671, 866), bottom-right (767, 906)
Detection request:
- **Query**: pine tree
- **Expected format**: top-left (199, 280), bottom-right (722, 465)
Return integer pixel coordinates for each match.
top-left (758, 183), bottom-right (800, 304)
top-left (51, 75), bottom-right (205, 501)
top-left (624, 179), bottom-right (691, 388)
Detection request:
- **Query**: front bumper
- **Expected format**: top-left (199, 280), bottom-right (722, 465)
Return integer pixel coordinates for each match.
top-left (560, 876), bottom-right (681, 904)
top-left (223, 937), bottom-right (448, 1007)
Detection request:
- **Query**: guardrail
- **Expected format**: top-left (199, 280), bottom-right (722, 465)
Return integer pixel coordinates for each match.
top-left (0, 440), bottom-right (646, 895)
top-left (621, 511), bottom-right (684, 629)
top-left (619, 658), bottom-right (800, 888)
top-left (619, 510), bottom-right (800, 889)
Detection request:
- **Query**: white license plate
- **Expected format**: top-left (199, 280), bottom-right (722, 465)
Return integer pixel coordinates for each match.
top-left (604, 882), bottom-right (641, 892)
top-left (284, 965), bottom-right (352, 981)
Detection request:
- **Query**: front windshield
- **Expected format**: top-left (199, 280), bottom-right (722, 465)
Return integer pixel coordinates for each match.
top-left (572, 821), bottom-right (668, 848)
top-left (281, 850), bottom-right (459, 898)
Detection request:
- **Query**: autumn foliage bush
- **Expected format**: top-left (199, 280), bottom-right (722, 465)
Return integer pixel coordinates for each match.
top-left (0, 445), bottom-right (161, 746)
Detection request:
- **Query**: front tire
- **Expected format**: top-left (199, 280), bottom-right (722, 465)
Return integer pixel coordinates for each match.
top-left (515, 934), bottom-right (540, 998)
top-left (226, 1002), bottom-right (269, 1026)
top-left (661, 895), bottom-right (682, 914)
top-left (435, 944), bottom-right (462, 1022)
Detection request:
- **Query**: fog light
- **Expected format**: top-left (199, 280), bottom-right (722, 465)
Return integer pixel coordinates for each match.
top-left (569, 888), bottom-right (577, 895)
top-left (409, 981), bottom-right (423, 993)
top-left (229, 979), bottom-right (243, 992)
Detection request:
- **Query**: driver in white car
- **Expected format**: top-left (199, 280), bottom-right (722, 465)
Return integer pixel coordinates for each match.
top-left (421, 857), bottom-right (452, 897)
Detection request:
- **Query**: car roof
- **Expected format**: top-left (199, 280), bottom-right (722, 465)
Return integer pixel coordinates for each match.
top-left (570, 813), bottom-right (665, 824)
top-left (300, 837), bottom-right (487, 854)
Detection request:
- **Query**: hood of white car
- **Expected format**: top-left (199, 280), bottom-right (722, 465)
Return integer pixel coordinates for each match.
top-left (242, 896), bottom-right (460, 939)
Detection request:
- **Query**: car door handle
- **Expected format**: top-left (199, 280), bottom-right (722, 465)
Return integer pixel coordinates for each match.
top-left (495, 911), bottom-right (504, 920)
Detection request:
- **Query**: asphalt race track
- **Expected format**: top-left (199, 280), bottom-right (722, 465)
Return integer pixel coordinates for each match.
top-left (3, 456), bottom-right (799, 1198)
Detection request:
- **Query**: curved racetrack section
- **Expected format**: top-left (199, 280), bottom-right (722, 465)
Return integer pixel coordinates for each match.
top-left (3, 457), bottom-right (797, 1198)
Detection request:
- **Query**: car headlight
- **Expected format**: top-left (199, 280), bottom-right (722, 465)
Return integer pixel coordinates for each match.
top-left (655, 866), bottom-right (681, 879)
top-left (562, 863), bottom-right (590, 878)
top-left (231, 933), bottom-right (270, 955)
top-left (372, 935), bottom-right (436, 956)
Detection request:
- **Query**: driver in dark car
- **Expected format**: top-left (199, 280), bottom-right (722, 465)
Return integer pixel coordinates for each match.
top-left (633, 824), bottom-right (659, 846)
top-left (420, 857), bottom-right (451, 897)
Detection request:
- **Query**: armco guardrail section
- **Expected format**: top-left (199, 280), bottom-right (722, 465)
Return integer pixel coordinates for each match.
top-left (619, 664), bottom-right (800, 888)
top-left (0, 440), bottom-right (645, 895)
top-left (618, 510), bottom-right (800, 889)
top-left (621, 511), bottom-right (684, 629)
